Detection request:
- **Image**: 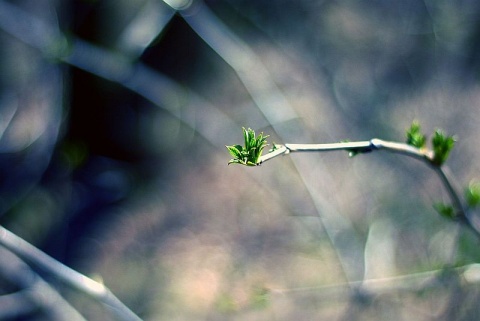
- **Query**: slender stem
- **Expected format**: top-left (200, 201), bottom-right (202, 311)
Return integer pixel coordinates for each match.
top-left (259, 139), bottom-right (433, 164)
top-left (284, 141), bottom-right (372, 152)
top-left (434, 166), bottom-right (466, 216)
top-left (434, 167), bottom-right (480, 239)
top-left (0, 226), bottom-right (143, 321)
top-left (274, 263), bottom-right (480, 297)
top-left (258, 139), bottom-right (480, 238)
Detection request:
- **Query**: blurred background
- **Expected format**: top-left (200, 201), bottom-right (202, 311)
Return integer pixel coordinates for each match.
top-left (1, 0), bottom-right (480, 320)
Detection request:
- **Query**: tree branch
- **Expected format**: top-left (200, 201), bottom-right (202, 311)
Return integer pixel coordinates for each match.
top-left (258, 139), bottom-right (480, 238)
top-left (0, 246), bottom-right (87, 320)
top-left (273, 263), bottom-right (480, 299)
top-left (0, 226), bottom-right (142, 321)
top-left (259, 139), bottom-right (433, 165)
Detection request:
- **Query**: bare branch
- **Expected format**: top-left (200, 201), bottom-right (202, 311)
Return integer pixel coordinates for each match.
top-left (273, 263), bottom-right (480, 299)
top-left (0, 247), bottom-right (87, 321)
top-left (257, 138), bottom-right (480, 238)
top-left (259, 139), bottom-right (433, 165)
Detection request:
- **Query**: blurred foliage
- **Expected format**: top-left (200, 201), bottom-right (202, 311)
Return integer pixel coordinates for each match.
top-left (433, 202), bottom-right (456, 220)
top-left (465, 181), bottom-right (480, 208)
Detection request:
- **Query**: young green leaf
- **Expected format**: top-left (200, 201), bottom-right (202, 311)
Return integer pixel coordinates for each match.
top-left (406, 121), bottom-right (426, 149)
top-left (269, 143), bottom-right (279, 152)
top-left (243, 127), bottom-right (250, 149)
top-left (226, 127), bottom-right (269, 166)
top-left (431, 129), bottom-right (455, 166)
top-left (226, 145), bottom-right (243, 159)
top-left (228, 159), bottom-right (243, 165)
top-left (433, 202), bottom-right (456, 219)
top-left (465, 181), bottom-right (480, 208)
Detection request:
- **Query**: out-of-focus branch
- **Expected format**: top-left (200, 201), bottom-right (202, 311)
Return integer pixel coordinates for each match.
top-left (0, 247), bottom-right (87, 321)
top-left (0, 226), bottom-right (142, 321)
top-left (0, 290), bottom-right (36, 319)
top-left (434, 166), bottom-right (480, 237)
top-left (274, 263), bottom-right (480, 299)
top-left (0, 0), bottom-right (239, 145)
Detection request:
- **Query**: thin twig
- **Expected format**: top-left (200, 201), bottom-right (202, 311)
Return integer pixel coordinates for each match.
top-left (434, 167), bottom-right (480, 239)
top-left (258, 139), bottom-right (480, 238)
top-left (0, 226), bottom-right (142, 321)
top-left (273, 263), bottom-right (480, 298)
top-left (259, 139), bottom-right (433, 164)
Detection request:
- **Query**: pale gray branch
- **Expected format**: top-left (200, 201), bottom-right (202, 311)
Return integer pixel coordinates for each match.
top-left (273, 263), bottom-right (480, 299)
top-left (0, 247), bottom-right (87, 321)
top-left (258, 139), bottom-right (480, 238)
top-left (0, 226), bottom-right (142, 321)
top-left (259, 139), bottom-right (433, 165)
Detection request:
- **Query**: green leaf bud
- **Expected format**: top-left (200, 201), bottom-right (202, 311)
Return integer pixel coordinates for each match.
top-left (431, 129), bottom-right (456, 166)
top-left (433, 202), bottom-right (456, 219)
top-left (465, 181), bottom-right (480, 208)
top-left (227, 127), bottom-right (269, 166)
top-left (405, 121), bottom-right (427, 149)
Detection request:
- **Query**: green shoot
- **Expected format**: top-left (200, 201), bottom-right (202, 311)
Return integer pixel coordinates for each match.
top-left (226, 121), bottom-right (480, 239)
top-left (465, 181), bottom-right (480, 208)
top-left (431, 129), bottom-right (456, 166)
top-left (226, 127), bottom-right (269, 166)
top-left (406, 121), bottom-right (427, 149)
top-left (433, 202), bottom-right (456, 219)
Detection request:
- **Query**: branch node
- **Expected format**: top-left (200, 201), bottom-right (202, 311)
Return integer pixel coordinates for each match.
top-left (369, 138), bottom-right (383, 150)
